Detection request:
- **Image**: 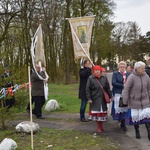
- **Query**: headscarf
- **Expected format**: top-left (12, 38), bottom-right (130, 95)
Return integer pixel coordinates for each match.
top-left (92, 65), bottom-right (101, 78)
top-left (101, 67), bottom-right (106, 72)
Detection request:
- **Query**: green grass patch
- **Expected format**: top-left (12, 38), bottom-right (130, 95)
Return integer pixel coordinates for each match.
top-left (0, 128), bottom-right (119, 150)
top-left (47, 83), bottom-right (82, 113)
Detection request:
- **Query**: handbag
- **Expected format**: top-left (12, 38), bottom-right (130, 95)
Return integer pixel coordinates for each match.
top-left (95, 78), bottom-right (110, 103)
top-left (119, 96), bottom-right (128, 107)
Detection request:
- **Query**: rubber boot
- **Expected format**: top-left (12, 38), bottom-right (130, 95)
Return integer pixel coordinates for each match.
top-left (134, 125), bottom-right (141, 139)
top-left (101, 122), bottom-right (104, 131)
top-left (120, 119), bottom-right (127, 132)
top-left (145, 123), bottom-right (150, 141)
top-left (96, 121), bottom-right (102, 133)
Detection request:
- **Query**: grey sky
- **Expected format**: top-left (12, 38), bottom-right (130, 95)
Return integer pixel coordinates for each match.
top-left (113, 0), bottom-right (150, 35)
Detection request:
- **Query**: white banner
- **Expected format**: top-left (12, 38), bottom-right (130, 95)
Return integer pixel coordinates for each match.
top-left (68, 16), bottom-right (95, 61)
top-left (30, 24), bottom-right (49, 100)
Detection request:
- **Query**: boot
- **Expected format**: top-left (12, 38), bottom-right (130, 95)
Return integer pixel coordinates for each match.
top-left (120, 119), bottom-right (127, 132)
top-left (101, 122), bottom-right (104, 131)
top-left (134, 125), bottom-right (141, 139)
top-left (96, 121), bottom-right (102, 133)
top-left (145, 123), bottom-right (150, 141)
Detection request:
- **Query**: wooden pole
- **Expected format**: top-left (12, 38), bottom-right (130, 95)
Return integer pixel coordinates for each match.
top-left (28, 66), bottom-right (34, 149)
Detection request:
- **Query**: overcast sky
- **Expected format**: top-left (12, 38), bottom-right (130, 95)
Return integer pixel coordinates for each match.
top-left (113, 0), bottom-right (150, 35)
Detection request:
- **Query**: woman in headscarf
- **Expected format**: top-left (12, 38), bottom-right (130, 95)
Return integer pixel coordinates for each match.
top-left (123, 61), bottom-right (150, 140)
top-left (86, 65), bottom-right (112, 134)
top-left (111, 61), bottom-right (130, 131)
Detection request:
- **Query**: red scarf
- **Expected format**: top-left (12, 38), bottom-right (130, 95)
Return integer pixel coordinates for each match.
top-left (121, 72), bottom-right (126, 84)
top-left (92, 65), bottom-right (101, 78)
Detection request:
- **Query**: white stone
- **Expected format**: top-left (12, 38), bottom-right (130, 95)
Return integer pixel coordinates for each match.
top-left (0, 138), bottom-right (17, 150)
top-left (15, 121), bottom-right (39, 134)
top-left (44, 99), bottom-right (59, 111)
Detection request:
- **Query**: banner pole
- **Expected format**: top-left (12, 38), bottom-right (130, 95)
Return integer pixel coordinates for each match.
top-left (28, 66), bottom-right (34, 149)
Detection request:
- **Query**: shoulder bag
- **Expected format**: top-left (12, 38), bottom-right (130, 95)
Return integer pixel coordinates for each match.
top-left (119, 96), bottom-right (128, 107)
top-left (95, 78), bottom-right (110, 103)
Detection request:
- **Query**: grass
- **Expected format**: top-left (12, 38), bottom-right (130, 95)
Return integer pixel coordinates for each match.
top-left (47, 83), bottom-right (81, 113)
top-left (1, 128), bottom-right (118, 150)
top-left (0, 83), bottom-right (120, 150)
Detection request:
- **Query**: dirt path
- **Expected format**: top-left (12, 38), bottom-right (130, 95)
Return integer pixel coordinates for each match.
top-left (11, 112), bottom-right (150, 150)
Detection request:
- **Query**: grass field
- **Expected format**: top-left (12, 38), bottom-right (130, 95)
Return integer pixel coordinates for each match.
top-left (48, 83), bottom-right (81, 113)
top-left (0, 83), bottom-right (120, 150)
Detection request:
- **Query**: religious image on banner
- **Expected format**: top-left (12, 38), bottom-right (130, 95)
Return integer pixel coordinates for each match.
top-left (67, 16), bottom-right (95, 61)
top-left (78, 25), bottom-right (88, 43)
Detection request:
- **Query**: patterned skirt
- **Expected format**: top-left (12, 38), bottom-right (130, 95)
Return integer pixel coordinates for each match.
top-left (111, 93), bottom-right (128, 121)
top-left (90, 106), bottom-right (107, 121)
top-left (126, 108), bottom-right (150, 125)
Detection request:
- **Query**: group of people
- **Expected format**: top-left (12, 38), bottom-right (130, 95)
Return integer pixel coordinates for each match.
top-left (78, 60), bottom-right (112, 133)
top-left (1, 63), bottom-right (47, 120)
top-left (78, 58), bottom-right (150, 140)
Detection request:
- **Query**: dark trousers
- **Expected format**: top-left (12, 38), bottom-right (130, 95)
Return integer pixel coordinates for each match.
top-left (80, 99), bottom-right (87, 120)
top-left (26, 98), bottom-right (34, 111)
top-left (32, 96), bottom-right (45, 118)
top-left (4, 97), bottom-right (15, 109)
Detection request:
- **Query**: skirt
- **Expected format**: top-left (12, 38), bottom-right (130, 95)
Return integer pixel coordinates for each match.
top-left (90, 106), bottom-right (107, 121)
top-left (126, 108), bottom-right (150, 125)
top-left (111, 93), bottom-right (128, 121)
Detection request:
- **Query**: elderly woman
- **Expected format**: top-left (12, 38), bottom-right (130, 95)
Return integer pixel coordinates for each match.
top-left (86, 65), bottom-right (112, 134)
top-left (123, 61), bottom-right (150, 140)
top-left (111, 61), bottom-right (130, 131)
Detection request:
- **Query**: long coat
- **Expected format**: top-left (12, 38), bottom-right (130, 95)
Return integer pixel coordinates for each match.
top-left (112, 71), bottom-right (130, 94)
top-left (145, 66), bottom-right (150, 77)
top-left (86, 75), bottom-right (112, 112)
top-left (31, 71), bottom-right (45, 96)
top-left (123, 70), bottom-right (150, 109)
top-left (78, 67), bottom-right (91, 100)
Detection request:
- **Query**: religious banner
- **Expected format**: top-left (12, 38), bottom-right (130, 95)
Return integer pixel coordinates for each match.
top-left (34, 24), bottom-right (46, 67)
top-left (67, 16), bottom-right (95, 61)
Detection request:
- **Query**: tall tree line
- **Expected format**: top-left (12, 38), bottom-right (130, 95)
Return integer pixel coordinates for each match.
top-left (0, 0), bottom-right (149, 84)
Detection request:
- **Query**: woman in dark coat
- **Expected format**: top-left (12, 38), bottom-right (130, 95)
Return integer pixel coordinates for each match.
top-left (111, 61), bottom-right (130, 131)
top-left (86, 65), bottom-right (112, 133)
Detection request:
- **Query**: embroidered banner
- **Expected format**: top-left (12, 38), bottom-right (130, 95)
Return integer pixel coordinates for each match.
top-left (67, 16), bottom-right (95, 61)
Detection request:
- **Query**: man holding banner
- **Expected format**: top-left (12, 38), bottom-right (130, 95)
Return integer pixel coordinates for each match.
top-left (79, 60), bottom-right (92, 122)
top-left (31, 64), bottom-right (47, 119)
top-left (67, 16), bottom-right (95, 121)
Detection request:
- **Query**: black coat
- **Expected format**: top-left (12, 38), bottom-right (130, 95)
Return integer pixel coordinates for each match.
top-left (31, 71), bottom-right (45, 96)
top-left (78, 67), bottom-right (91, 100)
top-left (145, 66), bottom-right (150, 77)
top-left (86, 75), bottom-right (112, 112)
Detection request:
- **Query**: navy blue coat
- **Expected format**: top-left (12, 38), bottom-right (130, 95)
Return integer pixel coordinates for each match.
top-left (145, 66), bottom-right (150, 77)
top-left (78, 67), bottom-right (92, 100)
top-left (112, 71), bottom-right (130, 94)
